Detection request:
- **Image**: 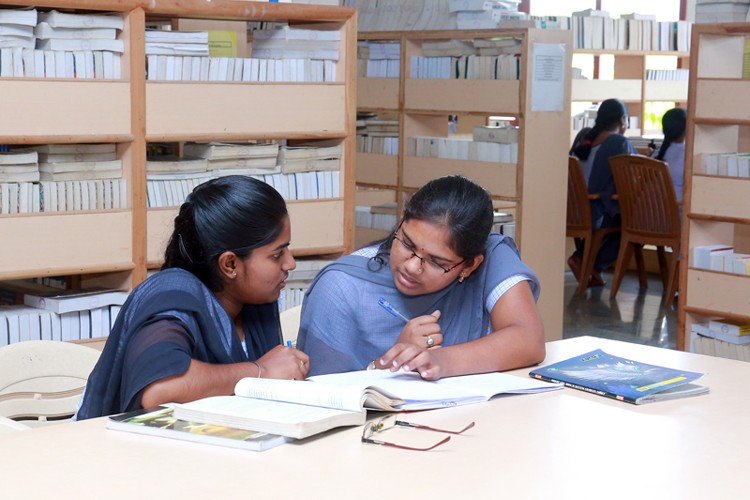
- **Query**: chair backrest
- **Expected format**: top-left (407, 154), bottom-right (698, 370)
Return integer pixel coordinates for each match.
top-left (566, 156), bottom-right (592, 234)
top-left (0, 340), bottom-right (100, 427)
top-left (609, 154), bottom-right (681, 242)
top-left (280, 305), bottom-right (302, 346)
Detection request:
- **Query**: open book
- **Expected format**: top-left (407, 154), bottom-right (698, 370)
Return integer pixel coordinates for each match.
top-left (530, 349), bottom-right (709, 405)
top-left (106, 406), bottom-right (288, 452)
top-left (172, 370), bottom-right (562, 439)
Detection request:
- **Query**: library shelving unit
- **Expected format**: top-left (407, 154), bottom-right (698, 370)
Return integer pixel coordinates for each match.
top-left (571, 49), bottom-right (689, 139)
top-left (356, 28), bottom-right (573, 340)
top-left (678, 23), bottom-right (750, 352)
top-left (0, 0), bottom-right (357, 292)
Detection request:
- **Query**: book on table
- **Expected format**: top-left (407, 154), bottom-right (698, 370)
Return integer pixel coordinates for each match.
top-left (529, 349), bottom-right (709, 405)
top-left (172, 369), bottom-right (562, 439)
top-left (106, 406), bottom-right (289, 452)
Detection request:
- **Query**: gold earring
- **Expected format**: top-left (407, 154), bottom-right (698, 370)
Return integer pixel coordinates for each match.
top-left (231, 271), bottom-right (237, 278)
top-left (458, 273), bottom-right (465, 283)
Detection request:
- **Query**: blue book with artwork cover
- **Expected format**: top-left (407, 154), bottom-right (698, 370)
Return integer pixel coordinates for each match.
top-left (529, 349), bottom-right (709, 404)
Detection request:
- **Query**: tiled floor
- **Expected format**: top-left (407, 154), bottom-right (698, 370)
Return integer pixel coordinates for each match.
top-left (562, 268), bottom-right (678, 350)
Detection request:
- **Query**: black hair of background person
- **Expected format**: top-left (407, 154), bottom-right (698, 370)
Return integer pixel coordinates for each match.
top-left (656, 107), bottom-right (687, 161)
top-left (572, 98), bottom-right (629, 161)
top-left (163, 175), bottom-right (289, 291)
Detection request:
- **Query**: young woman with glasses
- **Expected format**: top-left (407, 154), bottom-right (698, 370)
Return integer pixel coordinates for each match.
top-left (75, 176), bottom-right (308, 419)
top-left (297, 175), bottom-right (544, 380)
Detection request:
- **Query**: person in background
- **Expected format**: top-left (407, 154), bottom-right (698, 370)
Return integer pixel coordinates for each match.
top-left (298, 175), bottom-right (544, 380)
top-left (75, 176), bottom-right (308, 419)
top-left (653, 107), bottom-right (687, 202)
top-left (569, 98), bottom-right (637, 287)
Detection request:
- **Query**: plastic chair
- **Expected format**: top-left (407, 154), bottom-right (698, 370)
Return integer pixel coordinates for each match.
top-left (280, 305), bottom-right (302, 346)
top-left (0, 340), bottom-right (100, 427)
top-left (566, 156), bottom-right (620, 294)
top-left (608, 155), bottom-right (681, 306)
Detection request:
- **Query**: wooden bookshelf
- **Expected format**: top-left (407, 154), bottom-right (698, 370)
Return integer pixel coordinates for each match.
top-left (571, 49), bottom-right (689, 139)
top-left (0, 0), bottom-right (357, 290)
top-left (355, 28), bottom-right (573, 340)
top-left (678, 23), bottom-right (750, 352)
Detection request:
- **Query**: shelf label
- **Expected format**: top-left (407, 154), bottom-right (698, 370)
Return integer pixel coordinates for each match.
top-left (531, 43), bottom-right (565, 112)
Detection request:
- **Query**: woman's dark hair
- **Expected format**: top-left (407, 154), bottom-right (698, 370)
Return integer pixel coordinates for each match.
top-left (656, 107), bottom-right (687, 161)
top-left (162, 175), bottom-right (288, 291)
top-left (371, 175), bottom-right (494, 268)
top-left (572, 98), bottom-right (628, 161)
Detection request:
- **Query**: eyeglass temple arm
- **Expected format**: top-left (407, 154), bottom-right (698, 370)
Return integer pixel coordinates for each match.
top-left (361, 435), bottom-right (451, 451)
top-left (394, 420), bottom-right (476, 435)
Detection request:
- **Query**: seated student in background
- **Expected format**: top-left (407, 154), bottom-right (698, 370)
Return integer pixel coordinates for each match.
top-left (652, 107), bottom-right (687, 202)
top-left (569, 98), bottom-right (636, 287)
top-left (298, 175), bottom-right (544, 380)
top-left (76, 176), bottom-right (308, 419)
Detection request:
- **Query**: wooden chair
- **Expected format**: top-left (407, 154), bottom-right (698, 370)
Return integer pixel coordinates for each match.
top-left (280, 305), bottom-right (302, 346)
top-left (0, 340), bottom-right (100, 427)
top-left (608, 155), bottom-right (681, 306)
top-left (566, 156), bottom-right (620, 294)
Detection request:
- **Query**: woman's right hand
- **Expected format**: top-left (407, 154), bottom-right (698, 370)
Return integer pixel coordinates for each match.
top-left (396, 310), bottom-right (443, 350)
top-left (256, 345), bottom-right (309, 380)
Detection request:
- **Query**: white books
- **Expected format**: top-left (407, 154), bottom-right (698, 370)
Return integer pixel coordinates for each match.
top-left (0, 8), bottom-right (38, 27)
top-left (34, 23), bottom-right (117, 40)
top-left (0, 150), bottom-right (38, 165)
top-left (692, 244), bottom-right (733, 270)
top-left (37, 38), bottom-right (125, 54)
top-left (38, 10), bottom-right (124, 30)
top-left (24, 288), bottom-right (129, 314)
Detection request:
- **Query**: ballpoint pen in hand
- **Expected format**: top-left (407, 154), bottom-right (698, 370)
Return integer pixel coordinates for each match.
top-left (378, 297), bottom-right (409, 323)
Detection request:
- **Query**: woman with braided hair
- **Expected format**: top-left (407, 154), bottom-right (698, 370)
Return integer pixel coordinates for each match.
top-left (652, 107), bottom-right (687, 202)
top-left (76, 176), bottom-right (308, 419)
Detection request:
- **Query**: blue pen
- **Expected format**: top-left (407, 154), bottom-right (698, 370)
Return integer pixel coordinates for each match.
top-left (378, 297), bottom-right (409, 323)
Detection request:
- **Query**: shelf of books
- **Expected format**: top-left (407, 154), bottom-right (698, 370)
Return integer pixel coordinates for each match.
top-left (0, 2), bottom-right (138, 287)
top-left (678, 23), bottom-right (750, 357)
top-left (355, 28), bottom-right (573, 340)
top-left (0, 0), bottom-right (357, 346)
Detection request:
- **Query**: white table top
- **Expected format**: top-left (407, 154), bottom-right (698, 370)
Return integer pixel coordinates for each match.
top-left (2, 336), bottom-right (748, 500)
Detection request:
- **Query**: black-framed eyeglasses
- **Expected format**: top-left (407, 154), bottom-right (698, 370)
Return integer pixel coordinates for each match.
top-left (361, 414), bottom-right (475, 452)
top-left (393, 232), bottom-right (465, 274)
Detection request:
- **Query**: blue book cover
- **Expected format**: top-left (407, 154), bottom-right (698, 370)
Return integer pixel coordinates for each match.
top-left (529, 349), bottom-right (708, 404)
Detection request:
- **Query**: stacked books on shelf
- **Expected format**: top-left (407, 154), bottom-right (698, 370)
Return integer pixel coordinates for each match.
top-left (0, 284), bottom-right (128, 346)
top-left (352, 0), bottom-right (691, 52)
top-left (278, 259), bottom-right (332, 310)
top-left (691, 244), bottom-right (750, 275)
top-left (356, 118), bottom-right (399, 155)
top-left (0, 144), bottom-right (126, 214)
top-left (355, 202), bottom-right (398, 233)
top-left (410, 38), bottom-right (521, 80)
top-left (645, 68), bottom-right (690, 80)
top-left (251, 26), bottom-right (340, 61)
top-left (407, 132), bottom-right (518, 163)
top-left (357, 41), bottom-right (400, 78)
top-left (145, 141), bottom-right (341, 207)
top-left (700, 152), bottom-right (750, 178)
top-left (0, 9), bottom-right (124, 79)
top-left (145, 28), bottom-right (337, 82)
top-left (691, 319), bottom-right (750, 362)
top-left (146, 155), bottom-right (211, 209)
top-left (184, 142), bottom-right (280, 174)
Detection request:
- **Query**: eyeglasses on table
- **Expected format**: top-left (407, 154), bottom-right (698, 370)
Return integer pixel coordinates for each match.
top-left (361, 414), bottom-right (475, 451)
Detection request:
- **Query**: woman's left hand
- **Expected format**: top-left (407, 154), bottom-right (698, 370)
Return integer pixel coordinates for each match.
top-left (375, 343), bottom-right (444, 381)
